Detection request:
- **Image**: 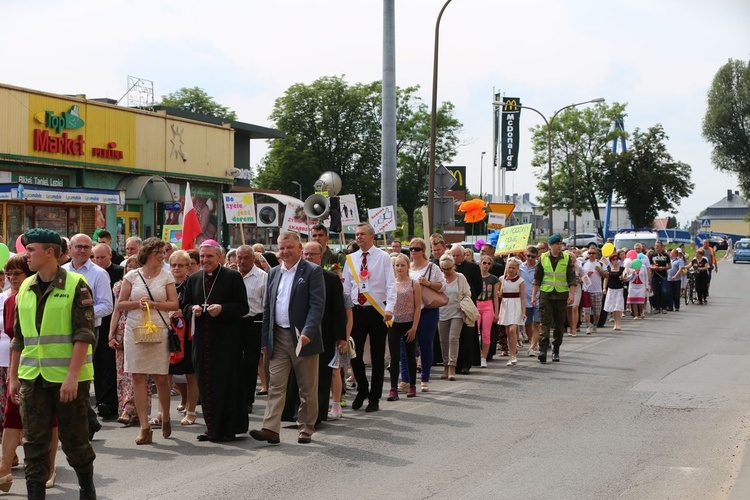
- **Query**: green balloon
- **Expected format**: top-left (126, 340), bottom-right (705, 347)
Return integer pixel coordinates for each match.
top-left (630, 258), bottom-right (642, 270)
top-left (0, 243), bottom-right (9, 269)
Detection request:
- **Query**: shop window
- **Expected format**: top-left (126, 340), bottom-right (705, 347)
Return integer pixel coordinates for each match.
top-left (6, 204), bottom-right (26, 248)
top-left (80, 206), bottom-right (97, 236)
top-left (35, 206), bottom-right (68, 236)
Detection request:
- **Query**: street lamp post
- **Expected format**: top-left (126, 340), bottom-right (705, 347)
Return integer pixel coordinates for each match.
top-left (479, 151), bottom-right (486, 200)
top-left (491, 98), bottom-right (604, 235)
top-left (291, 180), bottom-right (302, 201)
top-left (427, 0), bottom-right (453, 233)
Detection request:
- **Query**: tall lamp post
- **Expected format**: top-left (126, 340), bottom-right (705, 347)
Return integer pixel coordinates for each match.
top-left (479, 151), bottom-right (486, 200)
top-left (291, 180), bottom-right (302, 201)
top-left (427, 0), bottom-right (453, 232)
top-left (491, 98), bottom-right (604, 235)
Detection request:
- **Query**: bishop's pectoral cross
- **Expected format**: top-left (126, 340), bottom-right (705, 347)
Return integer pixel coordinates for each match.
top-left (201, 303), bottom-right (210, 314)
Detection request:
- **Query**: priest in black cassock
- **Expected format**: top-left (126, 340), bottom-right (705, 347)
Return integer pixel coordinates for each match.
top-left (182, 240), bottom-right (249, 442)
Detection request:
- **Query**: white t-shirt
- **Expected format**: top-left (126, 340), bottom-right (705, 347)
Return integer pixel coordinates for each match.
top-left (582, 260), bottom-right (604, 293)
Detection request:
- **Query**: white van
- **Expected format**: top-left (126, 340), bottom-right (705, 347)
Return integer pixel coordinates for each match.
top-left (613, 230), bottom-right (659, 250)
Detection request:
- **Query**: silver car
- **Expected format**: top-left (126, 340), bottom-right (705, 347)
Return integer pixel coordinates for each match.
top-left (563, 232), bottom-right (604, 247)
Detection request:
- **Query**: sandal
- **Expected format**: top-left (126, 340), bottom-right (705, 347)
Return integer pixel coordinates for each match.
top-left (162, 419), bottom-right (172, 439)
top-left (176, 404), bottom-right (186, 413)
top-left (149, 413), bottom-right (163, 428)
top-left (117, 413), bottom-right (133, 426)
top-left (181, 411), bottom-right (197, 426)
top-left (135, 428), bottom-right (153, 445)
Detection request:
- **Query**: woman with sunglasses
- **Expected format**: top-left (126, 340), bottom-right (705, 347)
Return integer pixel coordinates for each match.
top-left (477, 255), bottom-right (499, 367)
top-left (405, 238), bottom-right (446, 391)
top-left (602, 252), bottom-right (625, 330)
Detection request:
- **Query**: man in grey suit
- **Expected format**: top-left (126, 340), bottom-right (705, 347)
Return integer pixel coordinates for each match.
top-left (250, 231), bottom-right (325, 445)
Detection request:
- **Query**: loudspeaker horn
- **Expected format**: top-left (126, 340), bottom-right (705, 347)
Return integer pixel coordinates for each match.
top-left (317, 171), bottom-right (342, 196)
top-left (304, 194), bottom-right (330, 220)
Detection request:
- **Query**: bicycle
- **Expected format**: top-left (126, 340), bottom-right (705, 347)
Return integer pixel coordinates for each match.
top-left (685, 270), bottom-right (696, 305)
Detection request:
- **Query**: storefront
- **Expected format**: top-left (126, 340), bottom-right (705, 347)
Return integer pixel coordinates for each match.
top-left (0, 83), bottom-right (244, 251)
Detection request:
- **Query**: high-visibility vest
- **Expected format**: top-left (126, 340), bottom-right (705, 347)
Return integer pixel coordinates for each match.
top-left (540, 252), bottom-right (570, 293)
top-left (17, 271), bottom-right (94, 383)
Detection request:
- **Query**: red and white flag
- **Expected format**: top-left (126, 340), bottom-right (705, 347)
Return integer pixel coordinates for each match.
top-left (181, 183), bottom-right (201, 250)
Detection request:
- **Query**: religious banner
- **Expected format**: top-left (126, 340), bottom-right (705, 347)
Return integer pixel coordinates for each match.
top-left (367, 205), bottom-right (396, 234)
top-left (494, 223), bottom-right (532, 256)
top-left (501, 97), bottom-right (522, 171)
top-left (281, 201), bottom-right (309, 234)
top-left (222, 192), bottom-right (256, 224)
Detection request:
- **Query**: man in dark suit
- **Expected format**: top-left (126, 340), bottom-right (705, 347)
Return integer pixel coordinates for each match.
top-left (250, 231), bottom-right (325, 445)
top-left (96, 230), bottom-right (124, 265)
top-left (281, 242), bottom-right (346, 425)
top-left (92, 243), bottom-right (123, 418)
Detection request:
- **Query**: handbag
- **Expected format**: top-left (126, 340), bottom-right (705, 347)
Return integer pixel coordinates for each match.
top-left (421, 263), bottom-right (449, 309)
top-left (347, 337), bottom-right (357, 359)
top-left (132, 302), bottom-right (163, 344)
top-left (137, 271), bottom-right (181, 354)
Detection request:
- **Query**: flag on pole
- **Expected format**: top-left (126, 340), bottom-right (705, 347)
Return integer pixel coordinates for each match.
top-left (181, 183), bottom-right (201, 250)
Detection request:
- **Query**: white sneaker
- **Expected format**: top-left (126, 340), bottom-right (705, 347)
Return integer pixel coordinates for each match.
top-left (327, 407), bottom-right (342, 421)
top-left (508, 356), bottom-right (517, 365)
top-left (592, 326), bottom-right (598, 333)
top-left (528, 349), bottom-right (537, 357)
top-left (480, 358), bottom-right (487, 368)
top-left (585, 325), bottom-right (592, 335)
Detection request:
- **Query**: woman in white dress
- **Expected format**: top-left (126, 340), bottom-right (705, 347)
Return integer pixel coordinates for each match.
top-left (116, 238), bottom-right (178, 445)
top-left (498, 258), bottom-right (526, 366)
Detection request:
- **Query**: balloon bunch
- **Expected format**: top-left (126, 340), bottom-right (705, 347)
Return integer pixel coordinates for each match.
top-left (474, 239), bottom-right (486, 251)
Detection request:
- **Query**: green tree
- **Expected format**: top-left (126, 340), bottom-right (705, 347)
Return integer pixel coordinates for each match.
top-left (159, 87), bottom-right (238, 121)
top-left (530, 103), bottom-right (628, 230)
top-left (601, 125), bottom-right (694, 228)
top-left (702, 58), bottom-right (750, 198)
top-left (255, 76), bottom-right (462, 232)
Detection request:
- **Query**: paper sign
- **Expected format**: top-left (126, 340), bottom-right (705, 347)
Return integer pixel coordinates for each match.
top-left (488, 212), bottom-right (507, 229)
top-left (494, 223), bottom-right (532, 256)
top-left (222, 193), bottom-right (256, 224)
top-left (281, 201), bottom-right (309, 234)
top-left (339, 194), bottom-right (360, 225)
top-left (368, 205), bottom-right (396, 233)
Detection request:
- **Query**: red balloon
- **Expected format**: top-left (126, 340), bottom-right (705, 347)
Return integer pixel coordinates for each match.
top-left (15, 234), bottom-right (25, 253)
top-left (626, 250), bottom-right (637, 260)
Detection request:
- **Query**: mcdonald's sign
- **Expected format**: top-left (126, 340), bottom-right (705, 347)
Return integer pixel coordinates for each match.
top-left (501, 97), bottom-right (522, 171)
top-left (446, 166), bottom-right (466, 191)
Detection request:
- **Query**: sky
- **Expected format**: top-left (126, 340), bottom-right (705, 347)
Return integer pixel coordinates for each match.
top-left (2, 0), bottom-right (749, 226)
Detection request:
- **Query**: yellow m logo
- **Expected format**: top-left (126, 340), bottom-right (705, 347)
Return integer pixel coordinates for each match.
top-left (448, 168), bottom-right (464, 187)
top-left (503, 99), bottom-right (519, 111)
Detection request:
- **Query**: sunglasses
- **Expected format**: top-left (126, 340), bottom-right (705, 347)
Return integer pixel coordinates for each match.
top-left (526, 254), bottom-right (537, 258)
top-left (409, 247), bottom-right (423, 252)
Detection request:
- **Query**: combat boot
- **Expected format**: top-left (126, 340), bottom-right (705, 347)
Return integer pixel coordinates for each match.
top-left (26, 481), bottom-right (46, 499)
top-left (538, 346), bottom-right (547, 363)
top-left (76, 469), bottom-right (96, 499)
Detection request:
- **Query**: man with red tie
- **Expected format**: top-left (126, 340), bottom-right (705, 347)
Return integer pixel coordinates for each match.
top-left (342, 223), bottom-right (396, 413)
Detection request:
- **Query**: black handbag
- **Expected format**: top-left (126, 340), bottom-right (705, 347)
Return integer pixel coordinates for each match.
top-left (137, 271), bottom-right (182, 354)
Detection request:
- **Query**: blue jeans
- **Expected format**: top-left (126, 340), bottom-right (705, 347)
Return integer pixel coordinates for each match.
top-left (651, 274), bottom-right (669, 310)
top-left (400, 307), bottom-right (439, 383)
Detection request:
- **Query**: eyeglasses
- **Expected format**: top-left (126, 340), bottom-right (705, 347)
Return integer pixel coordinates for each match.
top-left (526, 254), bottom-right (537, 258)
top-left (170, 263), bottom-right (187, 268)
top-left (302, 252), bottom-right (321, 257)
top-left (74, 245), bottom-right (92, 251)
top-left (5, 271), bottom-right (26, 277)
top-left (588, 252), bottom-right (597, 256)
top-left (409, 247), bottom-right (423, 252)
top-left (480, 261), bottom-right (491, 265)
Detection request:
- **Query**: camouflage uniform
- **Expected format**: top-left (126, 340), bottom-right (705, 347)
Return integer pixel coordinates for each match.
top-left (11, 267), bottom-right (97, 486)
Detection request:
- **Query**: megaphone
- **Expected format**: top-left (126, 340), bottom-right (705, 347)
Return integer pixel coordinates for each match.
top-left (304, 194), bottom-right (330, 220)
top-left (315, 171), bottom-right (342, 196)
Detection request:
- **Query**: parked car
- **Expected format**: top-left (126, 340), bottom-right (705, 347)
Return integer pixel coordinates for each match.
top-left (734, 239), bottom-right (750, 264)
top-left (706, 235), bottom-right (728, 251)
top-left (562, 232), bottom-right (603, 247)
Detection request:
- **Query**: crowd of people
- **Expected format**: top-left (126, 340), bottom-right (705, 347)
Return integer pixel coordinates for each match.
top-left (0, 224), bottom-right (722, 498)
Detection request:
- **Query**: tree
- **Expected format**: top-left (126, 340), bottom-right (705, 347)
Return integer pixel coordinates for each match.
top-left (601, 125), bottom-right (694, 228)
top-left (255, 76), bottom-right (462, 233)
top-left (530, 102), bottom-right (628, 232)
top-left (159, 87), bottom-right (238, 121)
top-left (702, 58), bottom-right (750, 198)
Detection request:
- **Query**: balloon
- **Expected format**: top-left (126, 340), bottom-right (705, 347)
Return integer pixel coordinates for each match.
top-left (626, 250), bottom-right (638, 260)
top-left (15, 234), bottom-right (25, 253)
top-left (624, 257), bottom-right (633, 268)
top-left (602, 243), bottom-right (615, 257)
top-left (637, 253), bottom-right (645, 259)
top-left (0, 244), bottom-right (8, 269)
top-left (630, 258), bottom-right (643, 270)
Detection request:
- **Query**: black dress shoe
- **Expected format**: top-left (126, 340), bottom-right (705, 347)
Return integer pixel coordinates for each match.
top-left (538, 349), bottom-right (547, 363)
top-left (256, 390), bottom-right (268, 396)
top-left (552, 351), bottom-right (560, 362)
top-left (249, 428), bottom-right (280, 444)
top-left (197, 433), bottom-right (216, 442)
top-left (352, 393), bottom-right (367, 410)
top-left (211, 435), bottom-right (236, 443)
top-left (365, 401), bottom-right (380, 413)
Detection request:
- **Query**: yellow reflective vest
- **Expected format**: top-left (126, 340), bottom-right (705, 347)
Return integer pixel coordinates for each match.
top-left (540, 252), bottom-right (570, 293)
top-left (17, 271), bottom-right (94, 383)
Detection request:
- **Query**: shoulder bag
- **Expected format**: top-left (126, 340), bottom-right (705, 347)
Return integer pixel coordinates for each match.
top-left (421, 262), bottom-right (449, 309)
top-left (137, 271), bottom-right (181, 354)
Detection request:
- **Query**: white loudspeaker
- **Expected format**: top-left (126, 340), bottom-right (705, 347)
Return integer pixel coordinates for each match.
top-left (304, 194), bottom-right (330, 220)
top-left (257, 203), bottom-right (279, 227)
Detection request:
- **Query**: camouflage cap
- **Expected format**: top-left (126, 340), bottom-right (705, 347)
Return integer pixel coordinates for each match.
top-left (24, 228), bottom-right (62, 246)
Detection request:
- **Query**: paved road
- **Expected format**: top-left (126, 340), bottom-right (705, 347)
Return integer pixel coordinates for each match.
top-left (5, 262), bottom-right (750, 499)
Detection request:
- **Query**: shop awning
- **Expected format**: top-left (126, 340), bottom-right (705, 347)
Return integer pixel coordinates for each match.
top-left (116, 175), bottom-right (174, 203)
top-left (0, 184), bottom-right (123, 204)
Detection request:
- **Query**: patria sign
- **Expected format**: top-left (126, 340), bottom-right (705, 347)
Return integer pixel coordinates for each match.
top-left (31, 105), bottom-right (124, 160)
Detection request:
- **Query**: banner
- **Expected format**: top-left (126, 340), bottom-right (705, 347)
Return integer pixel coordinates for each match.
top-left (494, 223), bottom-right (532, 256)
top-left (162, 225), bottom-right (183, 249)
top-left (501, 97), bottom-right (522, 171)
top-left (339, 194), bottom-right (360, 225)
top-left (281, 201), bottom-right (309, 234)
top-left (367, 205), bottom-right (396, 234)
top-left (222, 193), bottom-right (256, 224)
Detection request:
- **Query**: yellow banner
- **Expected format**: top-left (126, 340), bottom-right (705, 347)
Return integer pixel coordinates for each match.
top-left (494, 223), bottom-right (532, 256)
